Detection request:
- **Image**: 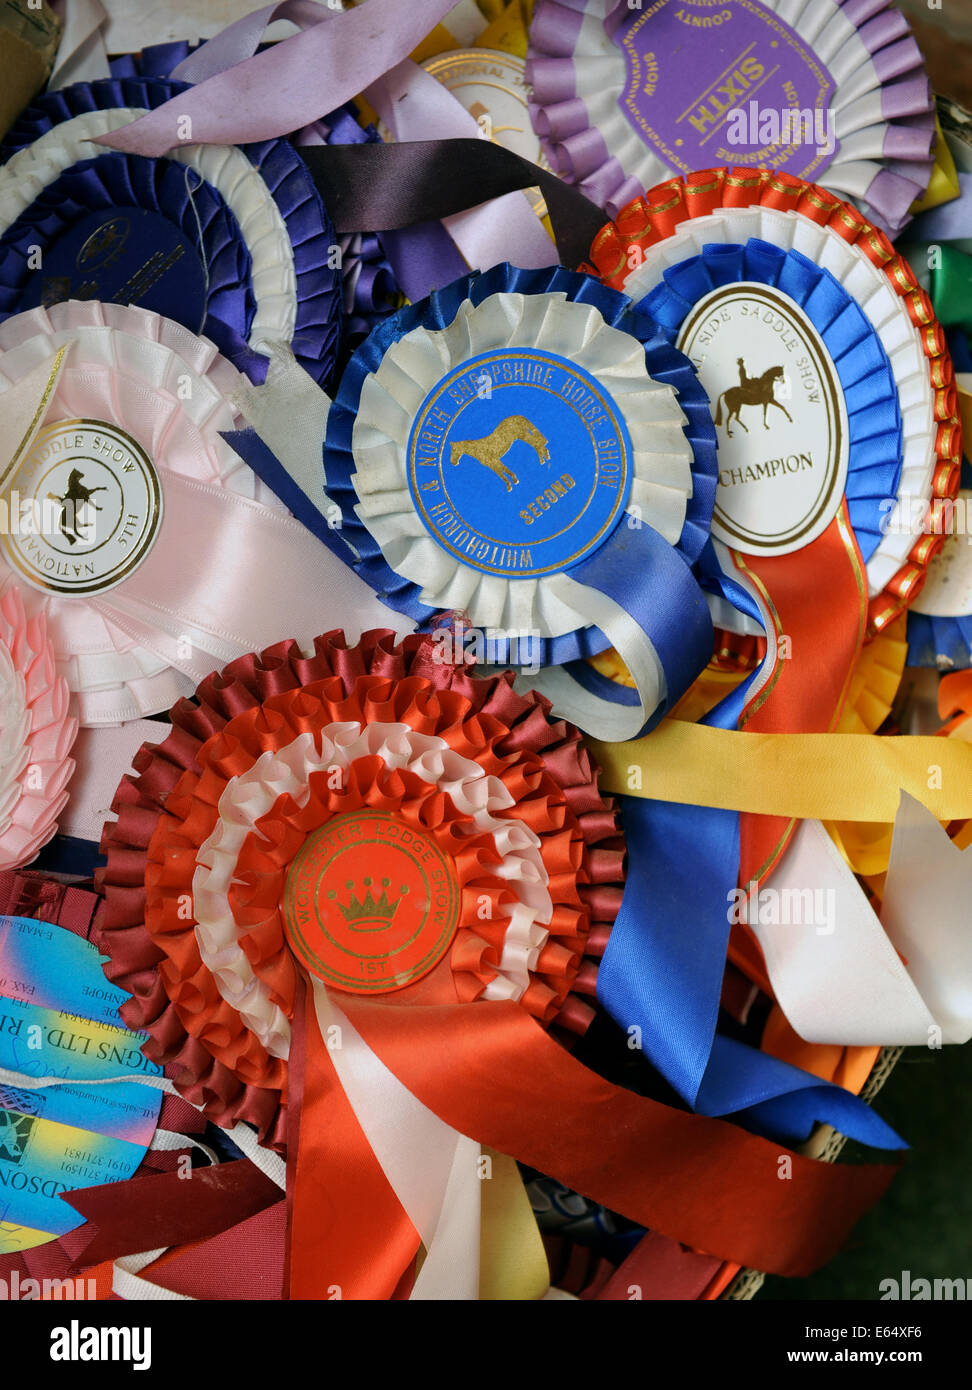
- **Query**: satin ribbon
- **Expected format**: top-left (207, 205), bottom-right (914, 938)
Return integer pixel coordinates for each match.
top-left (910, 114), bottom-right (961, 215)
top-left (312, 981), bottom-right (483, 1301)
top-left (750, 805), bottom-right (972, 1046)
top-left (95, 0), bottom-right (461, 153)
top-left (909, 172), bottom-right (972, 245)
top-left (595, 791), bottom-right (903, 1146)
top-left (334, 981), bottom-right (900, 1279)
top-left (170, 0), bottom-right (549, 300)
top-left (588, 723), bottom-right (972, 823)
top-left (49, 0), bottom-right (110, 89)
top-left (366, 62), bottom-right (554, 277)
top-left (55, 720), bottom-right (165, 850)
top-left (527, 521), bottom-right (714, 742)
top-left (96, 0), bottom-right (555, 294)
top-left (173, 0), bottom-right (555, 293)
top-left (302, 139), bottom-right (608, 273)
top-left (79, 470), bottom-right (413, 708)
top-left (61, 1161), bottom-right (282, 1271)
top-left (480, 1151), bottom-right (550, 1301)
top-left (0, 347), bottom-right (68, 489)
top-left (733, 511), bottom-right (870, 885)
top-left (286, 980), bottom-right (422, 1301)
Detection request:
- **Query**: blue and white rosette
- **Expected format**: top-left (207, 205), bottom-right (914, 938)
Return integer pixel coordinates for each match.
top-left (0, 78), bottom-right (343, 385)
top-left (322, 263), bottom-right (717, 739)
top-left (615, 203), bottom-right (939, 639)
top-left (527, 0), bottom-right (936, 235)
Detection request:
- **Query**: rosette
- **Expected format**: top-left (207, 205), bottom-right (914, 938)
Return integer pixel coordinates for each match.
top-left (527, 0), bottom-right (936, 234)
top-left (321, 262), bottom-right (719, 739)
top-left (96, 629), bottom-right (623, 1147)
top-left (587, 171), bottom-right (961, 645)
top-left (94, 629), bottom-right (900, 1294)
top-left (0, 585), bottom-right (76, 870)
top-left (575, 170), bottom-right (961, 1128)
top-left (0, 300), bottom-right (408, 725)
top-left (0, 78), bottom-right (342, 384)
top-left (110, 36), bottom-right (404, 364)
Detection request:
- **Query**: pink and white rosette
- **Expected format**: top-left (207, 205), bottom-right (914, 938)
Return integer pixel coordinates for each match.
top-left (0, 585), bottom-right (76, 870)
top-left (0, 301), bottom-right (411, 726)
top-left (527, 0), bottom-right (936, 235)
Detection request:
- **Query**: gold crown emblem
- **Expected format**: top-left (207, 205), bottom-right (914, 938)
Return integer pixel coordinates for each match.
top-left (327, 876), bottom-right (408, 932)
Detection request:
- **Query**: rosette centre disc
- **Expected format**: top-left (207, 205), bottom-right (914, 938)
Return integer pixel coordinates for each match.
top-left (1, 418), bottom-right (163, 595)
top-left (282, 809), bottom-right (462, 994)
top-left (24, 207), bottom-right (208, 327)
top-left (407, 348), bottom-right (633, 577)
top-left (677, 283), bottom-right (848, 557)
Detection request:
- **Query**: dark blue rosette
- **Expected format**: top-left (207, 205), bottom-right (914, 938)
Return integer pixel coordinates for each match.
top-left (316, 261), bottom-right (718, 738)
top-left (112, 41), bottom-right (401, 364)
top-left (0, 78), bottom-right (342, 385)
top-left (0, 154), bottom-right (256, 359)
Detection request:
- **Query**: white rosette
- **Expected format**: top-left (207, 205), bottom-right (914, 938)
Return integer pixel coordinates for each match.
top-left (0, 301), bottom-right (408, 725)
top-left (193, 721), bottom-right (559, 1058)
top-left (618, 204), bottom-right (937, 633)
top-left (528, 0), bottom-right (934, 232)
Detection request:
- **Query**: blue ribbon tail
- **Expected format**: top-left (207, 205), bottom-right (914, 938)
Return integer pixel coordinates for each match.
top-left (597, 795), bottom-right (906, 1150)
top-left (221, 427), bottom-right (359, 570)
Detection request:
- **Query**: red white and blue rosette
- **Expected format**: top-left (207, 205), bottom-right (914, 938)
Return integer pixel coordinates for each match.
top-left (586, 170), bottom-right (961, 641)
top-left (321, 263), bottom-right (718, 739)
top-left (0, 79), bottom-right (343, 386)
top-left (527, 0), bottom-right (936, 236)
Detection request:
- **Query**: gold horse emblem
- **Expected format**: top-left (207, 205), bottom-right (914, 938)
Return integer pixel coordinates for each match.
top-left (449, 415), bottom-right (550, 492)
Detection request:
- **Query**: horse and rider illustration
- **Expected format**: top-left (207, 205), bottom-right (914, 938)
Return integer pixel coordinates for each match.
top-left (47, 468), bottom-right (107, 545)
top-left (449, 415), bottom-right (550, 492)
top-left (714, 358), bottom-right (793, 438)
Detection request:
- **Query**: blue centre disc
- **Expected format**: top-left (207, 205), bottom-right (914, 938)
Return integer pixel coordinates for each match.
top-left (406, 349), bottom-right (634, 578)
top-left (23, 206), bottom-right (207, 328)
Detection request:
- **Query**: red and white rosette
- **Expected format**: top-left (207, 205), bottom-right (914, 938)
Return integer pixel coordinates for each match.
top-left (95, 629), bottom-right (625, 1296)
top-left (93, 631), bottom-right (903, 1295)
top-left (0, 302), bottom-right (408, 726)
top-left (0, 585), bottom-right (76, 870)
top-left (96, 630), bottom-right (622, 1149)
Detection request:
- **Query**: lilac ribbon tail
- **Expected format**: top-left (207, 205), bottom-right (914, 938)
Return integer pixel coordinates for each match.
top-left (94, 0), bottom-right (461, 154)
top-left (171, 1), bottom-right (329, 83)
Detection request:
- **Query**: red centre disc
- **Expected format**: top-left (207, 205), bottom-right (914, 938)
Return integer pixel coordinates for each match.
top-left (282, 809), bottom-right (462, 994)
